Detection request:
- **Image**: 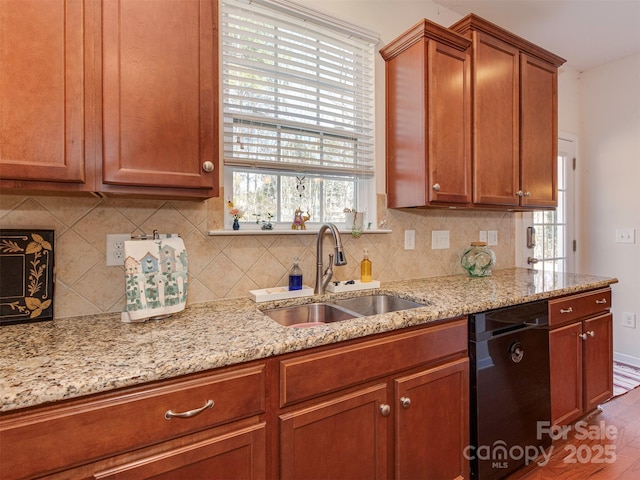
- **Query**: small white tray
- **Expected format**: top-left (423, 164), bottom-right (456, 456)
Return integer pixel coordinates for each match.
top-left (326, 280), bottom-right (380, 293)
top-left (249, 285), bottom-right (314, 303)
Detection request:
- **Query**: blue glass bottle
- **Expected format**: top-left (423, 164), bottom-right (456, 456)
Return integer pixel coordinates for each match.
top-left (289, 256), bottom-right (303, 290)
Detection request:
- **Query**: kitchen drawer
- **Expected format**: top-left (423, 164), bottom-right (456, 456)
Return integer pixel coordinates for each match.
top-left (279, 318), bottom-right (467, 407)
top-left (549, 288), bottom-right (611, 327)
top-left (0, 364), bottom-right (265, 480)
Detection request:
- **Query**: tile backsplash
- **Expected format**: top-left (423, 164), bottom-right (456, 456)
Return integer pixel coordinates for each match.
top-left (0, 193), bottom-right (515, 319)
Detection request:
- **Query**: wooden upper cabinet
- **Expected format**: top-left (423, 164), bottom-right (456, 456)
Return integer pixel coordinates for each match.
top-left (450, 14), bottom-right (565, 210)
top-left (468, 32), bottom-right (520, 206)
top-left (381, 19), bottom-right (472, 208)
top-left (0, 0), bottom-right (90, 189)
top-left (101, 0), bottom-right (218, 197)
top-left (1, 0), bottom-right (218, 198)
top-left (520, 54), bottom-right (559, 207)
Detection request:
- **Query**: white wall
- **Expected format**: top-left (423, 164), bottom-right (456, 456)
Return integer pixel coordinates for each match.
top-left (579, 53), bottom-right (640, 365)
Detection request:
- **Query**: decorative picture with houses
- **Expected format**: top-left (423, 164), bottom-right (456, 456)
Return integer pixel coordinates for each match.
top-left (122, 237), bottom-right (188, 321)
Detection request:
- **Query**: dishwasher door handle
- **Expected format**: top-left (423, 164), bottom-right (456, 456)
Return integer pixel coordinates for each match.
top-left (490, 322), bottom-right (535, 338)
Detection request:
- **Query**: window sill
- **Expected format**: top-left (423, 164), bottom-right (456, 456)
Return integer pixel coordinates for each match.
top-left (207, 228), bottom-right (392, 236)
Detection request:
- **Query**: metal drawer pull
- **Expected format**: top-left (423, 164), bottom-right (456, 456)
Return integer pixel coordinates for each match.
top-left (579, 333), bottom-right (587, 341)
top-left (380, 404), bottom-right (391, 417)
top-left (165, 399), bottom-right (214, 420)
top-left (595, 299), bottom-right (607, 304)
top-left (559, 307), bottom-right (573, 314)
top-left (587, 330), bottom-right (595, 337)
top-left (400, 396), bottom-right (411, 409)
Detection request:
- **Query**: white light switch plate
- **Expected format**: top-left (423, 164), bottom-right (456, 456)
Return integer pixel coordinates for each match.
top-left (404, 230), bottom-right (415, 250)
top-left (432, 230), bottom-right (450, 250)
top-left (488, 230), bottom-right (498, 246)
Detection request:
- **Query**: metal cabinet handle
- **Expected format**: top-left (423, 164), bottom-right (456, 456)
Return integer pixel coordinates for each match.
top-left (559, 307), bottom-right (573, 314)
top-left (587, 330), bottom-right (595, 337)
top-left (165, 399), bottom-right (214, 420)
top-left (524, 191), bottom-right (531, 197)
top-left (432, 183), bottom-right (441, 191)
top-left (400, 396), bottom-right (411, 409)
top-left (516, 190), bottom-right (524, 197)
top-left (595, 299), bottom-right (607, 305)
top-left (202, 161), bottom-right (215, 173)
top-left (380, 404), bottom-right (391, 417)
top-left (579, 333), bottom-right (587, 341)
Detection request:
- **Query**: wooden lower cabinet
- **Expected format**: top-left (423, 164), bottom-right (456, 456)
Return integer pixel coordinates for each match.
top-left (549, 322), bottom-right (583, 425)
top-left (549, 294), bottom-right (613, 426)
top-left (280, 384), bottom-right (389, 480)
top-left (583, 314), bottom-right (614, 412)
top-left (277, 319), bottom-right (470, 480)
top-left (395, 358), bottom-right (469, 480)
top-left (0, 364), bottom-right (266, 480)
top-left (279, 358), bottom-right (470, 480)
top-left (93, 422), bottom-right (266, 480)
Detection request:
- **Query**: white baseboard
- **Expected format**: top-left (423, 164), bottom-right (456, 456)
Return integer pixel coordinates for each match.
top-left (613, 352), bottom-right (640, 367)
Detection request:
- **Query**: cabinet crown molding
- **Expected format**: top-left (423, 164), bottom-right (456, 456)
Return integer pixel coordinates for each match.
top-left (380, 18), bottom-right (471, 60)
top-left (450, 14), bottom-right (566, 67)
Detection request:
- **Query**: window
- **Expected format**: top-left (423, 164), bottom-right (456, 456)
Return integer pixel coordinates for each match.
top-left (222, 0), bottom-right (378, 229)
top-left (532, 138), bottom-right (576, 273)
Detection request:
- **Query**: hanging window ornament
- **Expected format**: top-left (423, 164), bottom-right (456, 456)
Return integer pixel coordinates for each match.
top-left (296, 176), bottom-right (306, 198)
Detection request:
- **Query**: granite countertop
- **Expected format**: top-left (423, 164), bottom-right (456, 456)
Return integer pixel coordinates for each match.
top-left (0, 268), bottom-right (617, 413)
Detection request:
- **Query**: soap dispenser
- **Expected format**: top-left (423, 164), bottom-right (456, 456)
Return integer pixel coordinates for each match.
top-left (360, 249), bottom-right (372, 283)
top-left (289, 256), bottom-right (303, 291)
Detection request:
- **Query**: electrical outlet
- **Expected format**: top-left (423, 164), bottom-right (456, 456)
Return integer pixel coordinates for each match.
top-left (488, 230), bottom-right (498, 246)
top-left (622, 312), bottom-right (637, 329)
top-left (615, 229), bottom-right (635, 244)
top-left (404, 230), bottom-right (415, 250)
top-left (479, 231), bottom-right (487, 243)
top-left (431, 230), bottom-right (450, 250)
top-left (106, 234), bottom-right (130, 266)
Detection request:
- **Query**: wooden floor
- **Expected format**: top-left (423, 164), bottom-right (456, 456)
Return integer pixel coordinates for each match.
top-left (507, 386), bottom-right (640, 479)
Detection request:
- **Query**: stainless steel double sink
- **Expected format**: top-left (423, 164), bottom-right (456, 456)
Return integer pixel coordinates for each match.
top-left (264, 294), bottom-right (425, 328)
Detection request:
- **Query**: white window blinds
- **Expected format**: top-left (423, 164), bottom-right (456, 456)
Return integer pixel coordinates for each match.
top-left (222, 0), bottom-right (378, 178)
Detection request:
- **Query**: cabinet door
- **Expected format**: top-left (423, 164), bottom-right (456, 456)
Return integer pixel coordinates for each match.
top-left (384, 27), bottom-right (471, 209)
top-left (101, 0), bottom-right (217, 194)
top-left (471, 32), bottom-right (520, 207)
top-left (520, 54), bottom-right (558, 208)
top-left (584, 313), bottom-right (613, 412)
top-left (549, 322), bottom-right (583, 425)
top-left (280, 384), bottom-right (388, 480)
top-left (428, 40), bottom-right (472, 205)
top-left (93, 423), bottom-right (266, 480)
top-left (0, 0), bottom-right (86, 185)
top-left (395, 358), bottom-right (469, 480)
top-left (384, 37), bottom-right (427, 208)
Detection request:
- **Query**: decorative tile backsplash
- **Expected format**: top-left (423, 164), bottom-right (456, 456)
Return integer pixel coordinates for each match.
top-left (0, 193), bottom-right (515, 319)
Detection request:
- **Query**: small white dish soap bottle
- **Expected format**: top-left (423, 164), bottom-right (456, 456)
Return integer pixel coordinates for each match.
top-left (289, 256), bottom-right (303, 290)
top-left (360, 249), bottom-right (372, 283)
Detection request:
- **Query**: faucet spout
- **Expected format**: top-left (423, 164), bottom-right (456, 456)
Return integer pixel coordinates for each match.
top-left (315, 223), bottom-right (347, 294)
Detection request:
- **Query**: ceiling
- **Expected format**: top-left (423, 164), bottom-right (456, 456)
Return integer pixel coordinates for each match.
top-left (433, 0), bottom-right (640, 71)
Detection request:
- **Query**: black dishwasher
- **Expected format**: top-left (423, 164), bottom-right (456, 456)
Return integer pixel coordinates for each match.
top-left (469, 300), bottom-right (551, 479)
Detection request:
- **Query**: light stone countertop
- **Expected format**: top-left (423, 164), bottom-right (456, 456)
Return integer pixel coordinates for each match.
top-left (0, 268), bottom-right (617, 413)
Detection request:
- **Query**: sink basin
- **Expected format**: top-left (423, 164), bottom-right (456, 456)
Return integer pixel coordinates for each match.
top-left (264, 302), bottom-right (361, 327)
top-left (332, 295), bottom-right (424, 316)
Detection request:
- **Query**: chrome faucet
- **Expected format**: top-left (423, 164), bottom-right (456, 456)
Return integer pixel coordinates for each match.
top-left (315, 223), bottom-right (348, 294)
